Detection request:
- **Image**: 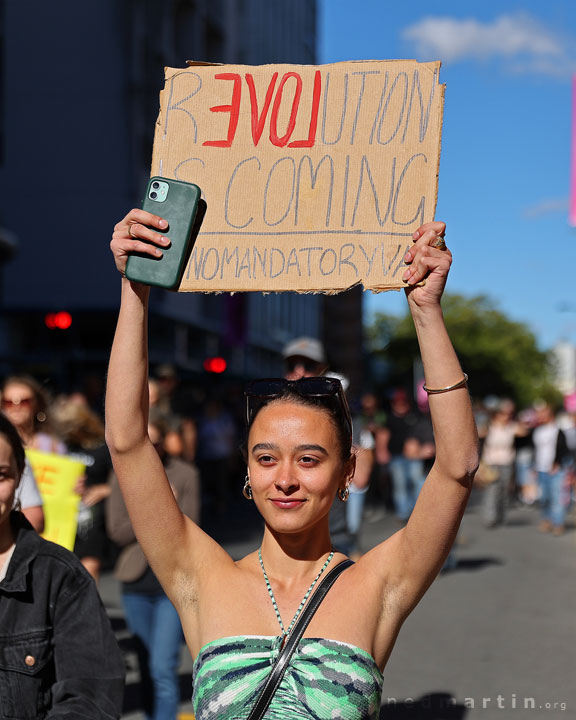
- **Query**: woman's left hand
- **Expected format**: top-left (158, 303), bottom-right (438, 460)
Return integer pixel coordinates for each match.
top-left (402, 221), bottom-right (451, 310)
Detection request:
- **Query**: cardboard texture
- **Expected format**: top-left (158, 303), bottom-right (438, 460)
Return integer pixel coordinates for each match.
top-left (151, 60), bottom-right (444, 293)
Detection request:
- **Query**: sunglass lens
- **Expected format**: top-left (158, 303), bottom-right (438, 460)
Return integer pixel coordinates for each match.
top-left (297, 377), bottom-right (339, 394)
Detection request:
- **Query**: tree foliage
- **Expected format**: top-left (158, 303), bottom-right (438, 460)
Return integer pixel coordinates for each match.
top-left (367, 293), bottom-right (560, 408)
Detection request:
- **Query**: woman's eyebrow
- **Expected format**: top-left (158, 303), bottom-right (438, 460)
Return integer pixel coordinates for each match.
top-left (250, 443), bottom-right (328, 456)
top-left (295, 444), bottom-right (328, 456)
top-left (251, 442), bottom-right (279, 454)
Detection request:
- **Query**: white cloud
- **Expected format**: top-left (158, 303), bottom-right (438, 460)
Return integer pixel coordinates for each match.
top-left (403, 13), bottom-right (576, 77)
top-left (523, 196), bottom-right (570, 219)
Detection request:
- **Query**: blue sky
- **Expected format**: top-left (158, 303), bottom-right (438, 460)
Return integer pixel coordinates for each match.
top-left (319, 0), bottom-right (576, 350)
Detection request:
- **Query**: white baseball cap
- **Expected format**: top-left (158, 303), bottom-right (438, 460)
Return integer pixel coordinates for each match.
top-left (282, 337), bottom-right (326, 364)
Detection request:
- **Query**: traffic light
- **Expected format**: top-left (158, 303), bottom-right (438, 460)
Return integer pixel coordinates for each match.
top-left (45, 311), bottom-right (72, 330)
top-left (203, 356), bottom-right (227, 373)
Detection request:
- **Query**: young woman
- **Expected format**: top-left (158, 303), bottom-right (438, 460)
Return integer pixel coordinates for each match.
top-left (2, 375), bottom-right (66, 533)
top-left (0, 412), bottom-right (125, 719)
top-left (107, 210), bottom-right (478, 719)
top-left (1, 376), bottom-right (66, 454)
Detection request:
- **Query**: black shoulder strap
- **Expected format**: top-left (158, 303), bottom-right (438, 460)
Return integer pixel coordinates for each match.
top-left (247, 558), bottom-right (354, 720)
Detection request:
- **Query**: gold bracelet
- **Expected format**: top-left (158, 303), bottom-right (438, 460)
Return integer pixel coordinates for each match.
top-left (423, 373), bottom-right (468, 394)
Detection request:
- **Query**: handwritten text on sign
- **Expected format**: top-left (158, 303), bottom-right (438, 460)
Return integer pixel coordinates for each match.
top-left (151, 60), bottom-right (444, 292)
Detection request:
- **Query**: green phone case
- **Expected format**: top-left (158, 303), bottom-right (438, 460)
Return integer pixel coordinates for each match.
top-left (125, 176), bottom-right (201, 290)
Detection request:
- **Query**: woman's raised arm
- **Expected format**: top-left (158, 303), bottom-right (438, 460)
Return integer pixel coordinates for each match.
top-left (105, 210), bottom-right (228, 600)
top-left (366, 222), bottom-right (479, 614)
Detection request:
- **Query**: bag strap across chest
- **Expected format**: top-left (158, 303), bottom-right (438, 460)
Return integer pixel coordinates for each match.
top-left (247, 558), bottom-right (354, 720)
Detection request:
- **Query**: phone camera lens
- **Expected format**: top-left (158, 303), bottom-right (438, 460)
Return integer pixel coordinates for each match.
top-left (150, 191), bottom-right (158, 199)
top-left (152, 181), bottom-right (160, 189)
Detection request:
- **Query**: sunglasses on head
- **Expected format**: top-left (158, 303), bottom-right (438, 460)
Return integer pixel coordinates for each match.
top-left (245, 377), bottom-right (352, 438)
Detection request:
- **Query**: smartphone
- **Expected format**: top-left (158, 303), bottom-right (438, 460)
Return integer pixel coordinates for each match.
top-left (125, 176), bottom-right (202, 290)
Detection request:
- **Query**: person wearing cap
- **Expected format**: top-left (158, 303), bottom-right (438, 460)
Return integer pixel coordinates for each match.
top-left (282, 337), bottom-right (328, 380)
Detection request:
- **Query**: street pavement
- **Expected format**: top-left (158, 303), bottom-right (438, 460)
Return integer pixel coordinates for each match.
top-left (98, 489), bottom-right (575, 720)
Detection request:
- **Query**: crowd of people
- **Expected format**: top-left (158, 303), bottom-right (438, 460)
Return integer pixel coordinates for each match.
top-left (2, 352), bottom-right (575, 570)
top-left (3, 358), bottom-right (574, 562)
top-left (1, 228), bottom-right (574, 717)
top-left (1, 346), bottom-right (574, 717)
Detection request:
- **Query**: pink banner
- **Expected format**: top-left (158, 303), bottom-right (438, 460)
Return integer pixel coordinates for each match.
top-left (571, 76), bottom-right (576, 226)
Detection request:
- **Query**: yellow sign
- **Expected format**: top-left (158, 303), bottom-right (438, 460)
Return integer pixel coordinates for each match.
top-left (26, 449), bottom-right (85, 551)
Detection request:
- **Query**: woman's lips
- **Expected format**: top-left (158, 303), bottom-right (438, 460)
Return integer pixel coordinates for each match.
top-left (269, 498), bottom-right (306, 509)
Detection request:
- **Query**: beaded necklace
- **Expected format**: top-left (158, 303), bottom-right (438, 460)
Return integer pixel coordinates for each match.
top-left (258, 547), bottom-right (335, 645)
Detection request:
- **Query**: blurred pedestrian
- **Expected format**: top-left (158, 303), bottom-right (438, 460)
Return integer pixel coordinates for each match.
top-left (514, 408), bottom-right (537, 505)
top-left (384, 389), bottom-right (427, 523)
top-left (532, 404), bottom-right (572, 536)
top-left (149, 373), bottom-right (199, 464)
top-left (196, 397), bottom-right (236, 518)
top-left (479, 399), bottom-right (520, 528)
top-left (2, 375), bottom-right (65, 453)
top-left (106, 415), bottom-right (200, 720)
top-left (346, 416), bottom-right (374, 559)
top-left (0, 412), bottom-right (124, 718)
top-left (361, 394), bottom-right (395, 516)
top-left (149, 378), bottom-right (184, 457)
top-left (52, 396), bottom-right (114, 582)
top-left (1, 375), bottom-right (65, 532)
top-left (282, 336), bottom-right (328, 380)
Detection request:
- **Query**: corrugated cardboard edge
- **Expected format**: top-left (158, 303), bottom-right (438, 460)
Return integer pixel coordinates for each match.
top-left (186, 58), bottom-right (438, 70)
top-left (431, 66), bottom-right (446, 222)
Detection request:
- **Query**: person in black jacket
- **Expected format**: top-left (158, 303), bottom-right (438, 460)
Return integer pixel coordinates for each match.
top-left (532, 404), bottom-right (573, 536)
top-left (0, 412), bottom-right (125, 719)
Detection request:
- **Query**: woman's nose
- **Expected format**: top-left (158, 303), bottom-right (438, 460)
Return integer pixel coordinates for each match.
top-left (274, 468), bottom-right (298, 492)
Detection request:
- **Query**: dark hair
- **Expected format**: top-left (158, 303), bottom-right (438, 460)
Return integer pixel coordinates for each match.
top-left (0, 412), bottom-right (26, 479)
top-left (246, 389), bottom-right (353, 462)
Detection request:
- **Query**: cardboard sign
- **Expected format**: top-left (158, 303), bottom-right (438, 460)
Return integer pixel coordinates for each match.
top-left (26, 449), bottom-right (84, 551)
top-left (151, 60), bottom-right (444, 293)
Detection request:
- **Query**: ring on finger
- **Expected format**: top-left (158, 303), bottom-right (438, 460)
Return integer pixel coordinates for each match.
top-left (127, 223), bottom-right (138, 239)
top-left (431, 235), bottom-right (447, 251)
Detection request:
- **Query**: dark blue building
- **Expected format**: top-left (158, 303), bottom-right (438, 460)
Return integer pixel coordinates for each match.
top-left (0, 0), bottom-right (322, 391)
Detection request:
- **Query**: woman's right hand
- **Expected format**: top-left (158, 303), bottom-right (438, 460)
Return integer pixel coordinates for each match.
top-left (110, 209), bottom-right (171, 277)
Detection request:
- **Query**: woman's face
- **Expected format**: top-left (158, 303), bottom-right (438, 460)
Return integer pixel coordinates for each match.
top-left (0, 435), bottom-right (20, 530)
top-left (247, 400), bottom-right (353, 535)
top-left (2, 382), bottom-right (36, 430)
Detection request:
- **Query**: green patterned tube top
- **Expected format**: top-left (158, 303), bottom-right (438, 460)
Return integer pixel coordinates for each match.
top-left (192, 635), bottom-right (383, 719)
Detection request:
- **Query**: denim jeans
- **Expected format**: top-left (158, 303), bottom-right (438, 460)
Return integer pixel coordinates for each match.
top-left (389, 456), bottom-right (425, 521)
top-left (347, 485), bottom-right (369, 535)
top-left (537, 469), bottom-right (567, 527)
top-left (346, 484), bottom-right (369, 554)
top-left (123, 591), bottom-right (183, 720)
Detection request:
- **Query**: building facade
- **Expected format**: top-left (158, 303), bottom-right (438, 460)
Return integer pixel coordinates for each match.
top-left (0, 0), bottom-right (324, 390)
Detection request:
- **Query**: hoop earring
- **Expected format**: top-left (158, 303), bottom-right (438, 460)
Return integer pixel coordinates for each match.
top-left (243, 475), bottom-right (253, 500)
top-left (337, 486), bottom-right (350, 502)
